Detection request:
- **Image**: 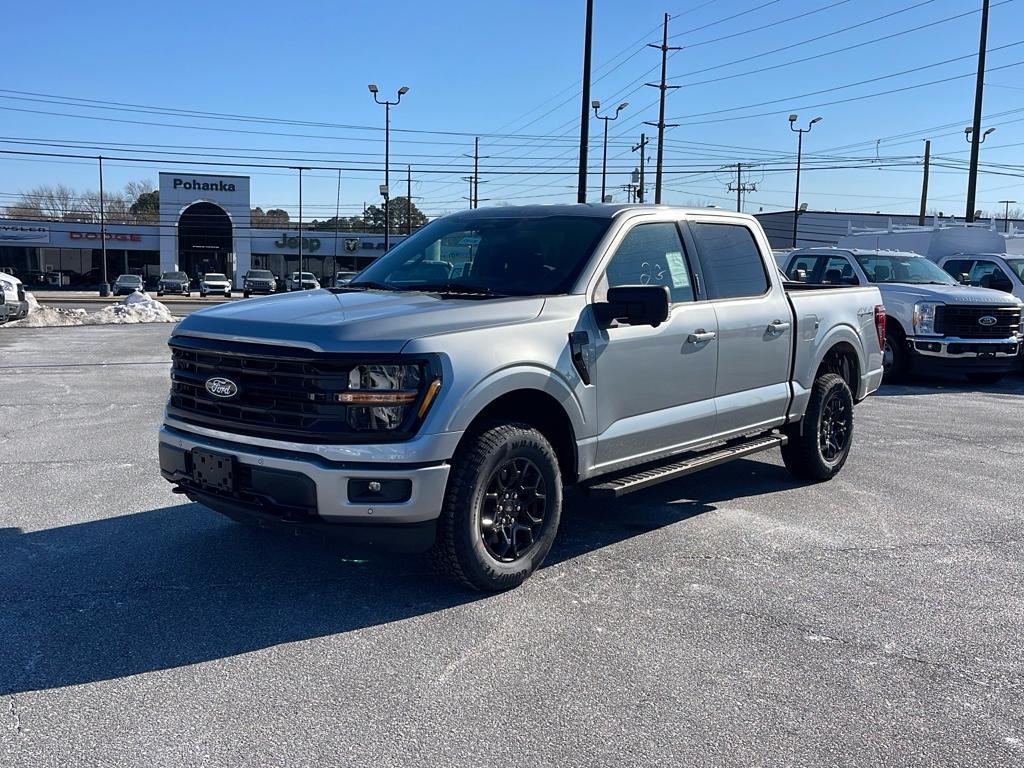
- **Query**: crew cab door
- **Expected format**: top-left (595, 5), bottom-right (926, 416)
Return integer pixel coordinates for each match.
top-left (590, 220), bottom-right (718, 471)
top-left (686, 219), bottom-right (792, 435)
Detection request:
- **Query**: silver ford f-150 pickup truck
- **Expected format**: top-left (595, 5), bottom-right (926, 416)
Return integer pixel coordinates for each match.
top-left (159, 205), bottom-right (884, 591)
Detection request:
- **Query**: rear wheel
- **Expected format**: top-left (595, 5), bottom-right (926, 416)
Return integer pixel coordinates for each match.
top-left (781, 373), bottom-right (855, 482)
top-left (433, 423), bottom-right (562, 592)
top-left (966, 372), bottom-right (1004, 385)
top-left (243, 290), bottom-right (250, 298)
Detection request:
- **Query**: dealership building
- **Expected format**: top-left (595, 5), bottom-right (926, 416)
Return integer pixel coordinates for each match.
top-left (0, 172), bottom-right (404, 288)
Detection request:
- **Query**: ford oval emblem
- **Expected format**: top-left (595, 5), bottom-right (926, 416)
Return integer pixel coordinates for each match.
top-left (205, 377), bottom-right (239, 398)
top-left (978, 315), bottom-right (998, 326)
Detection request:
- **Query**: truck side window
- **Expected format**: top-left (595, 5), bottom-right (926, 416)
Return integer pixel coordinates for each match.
top-left (967, 260), bottom-right (1012, 291)
top-left (942, 259), bottom-right (974, 281)
top-left (786, 256), bottom-right (819, 282)
top-left (822, 256), bottom-right (858, 285)
top-left (690, 223), bottom-right (768, 299)
top-left (604, 223), bottom-right (694, 303)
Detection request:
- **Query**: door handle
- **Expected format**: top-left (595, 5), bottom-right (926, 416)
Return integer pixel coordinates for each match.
top-left (687, 329), bottom-right (717, 344)
top-left (767, 320), bottom-right (791, 336)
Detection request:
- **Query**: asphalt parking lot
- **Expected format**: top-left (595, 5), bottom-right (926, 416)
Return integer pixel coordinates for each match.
top-left (2, 325), bottom-right (1023, 767)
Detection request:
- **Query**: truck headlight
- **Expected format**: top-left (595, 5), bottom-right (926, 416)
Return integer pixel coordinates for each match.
top-left (1, 279), bottom-right (13, 293)
top-left (341, 364), bottom-right (423, 430)
top-left (912, 302), bottom-right (942, 336)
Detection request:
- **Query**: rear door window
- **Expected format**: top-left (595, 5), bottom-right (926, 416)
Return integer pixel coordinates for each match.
top-left (690, 223), bottom-right (768, 299)
top-left (821, 256), bottom-right (858, 285)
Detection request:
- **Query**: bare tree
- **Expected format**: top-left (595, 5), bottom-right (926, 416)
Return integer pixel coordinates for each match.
top-left (4, 184), bottom-right (82, 220)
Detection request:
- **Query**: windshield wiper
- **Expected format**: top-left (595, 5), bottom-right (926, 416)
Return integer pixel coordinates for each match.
top-left (337, 281), bottom-right (397, 291)
top-left (406, 282), bottom-right (508, 298)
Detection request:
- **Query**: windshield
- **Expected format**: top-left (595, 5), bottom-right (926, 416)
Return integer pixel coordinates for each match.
top-left (351, 214), bottom-right (612, 296)
top-left (1006, 259), bottom-right (1024, 281)
top-left (247, 270), bottom-right (273, 279)
top-left (162, 272), bottom-right (187, 281)
top-left (854, 254), bottom-right (957, 285)
top-left (204, 274), bottom-right (227, 281)
top-left (117, 274), bottom-right (141, 283)
top-left (336, 272), bottom-right (358, 279)
top-left (293, 272), bottom-right (316, 280)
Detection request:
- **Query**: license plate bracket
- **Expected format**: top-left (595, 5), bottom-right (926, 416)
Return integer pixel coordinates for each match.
top-left (191, 449), bottom-right (236, 492)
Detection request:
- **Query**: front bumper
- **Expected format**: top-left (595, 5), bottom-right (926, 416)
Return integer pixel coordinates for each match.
top-left (908, 336), bottom-right (1021, 373)
top-left (244, 283), bottom-right (275, 294)
top-left (158, 425), bottom-right (451, 550)
top-left (160, 284), bottom-right (190, 294)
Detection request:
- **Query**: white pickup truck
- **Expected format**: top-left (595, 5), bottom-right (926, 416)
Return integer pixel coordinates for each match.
top-left (783, 247), bottom-right (1022, 383)
top-left (160, 205), bottom-right (884, 590)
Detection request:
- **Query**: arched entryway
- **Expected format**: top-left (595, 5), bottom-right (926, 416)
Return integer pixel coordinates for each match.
top-left (177, 202), bottom-right (233, 281)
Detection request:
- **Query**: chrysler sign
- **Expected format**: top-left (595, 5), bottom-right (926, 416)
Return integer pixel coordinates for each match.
top-left (0, 224), bottom-right (49, 244)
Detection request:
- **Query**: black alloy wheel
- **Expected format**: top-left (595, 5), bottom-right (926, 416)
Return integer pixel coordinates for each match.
top-left (480, 457), bottom-right (548, 563)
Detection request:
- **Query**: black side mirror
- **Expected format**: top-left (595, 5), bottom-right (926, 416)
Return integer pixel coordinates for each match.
top-left (958, 272), bottom-right (971, 285)
top-left (594, 285), bottom-right (670, 328)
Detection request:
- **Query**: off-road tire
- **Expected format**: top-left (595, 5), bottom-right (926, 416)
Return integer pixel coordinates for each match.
top-left (243, 290), bottom-right (250, 298)
top-left (781, 373), bottom-right (855, 482)
top-left (433, 423), bottom-right (562, 592)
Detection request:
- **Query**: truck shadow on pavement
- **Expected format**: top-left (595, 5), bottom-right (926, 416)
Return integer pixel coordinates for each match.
top-left (0, 460), bottom-right (798, 695)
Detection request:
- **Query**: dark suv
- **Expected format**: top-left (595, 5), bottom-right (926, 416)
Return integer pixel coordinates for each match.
top-left (157, 271), bottom-right (191, 297)
top-left (243, 269), bottom-right (277, 298)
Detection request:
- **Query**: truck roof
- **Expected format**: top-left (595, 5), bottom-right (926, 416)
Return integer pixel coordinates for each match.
top-left (450, 203), bottom-right (755, 221)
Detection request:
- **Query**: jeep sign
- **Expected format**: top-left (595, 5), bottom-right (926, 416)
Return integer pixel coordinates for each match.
top-left (273, 233), bottom-right (321, 252)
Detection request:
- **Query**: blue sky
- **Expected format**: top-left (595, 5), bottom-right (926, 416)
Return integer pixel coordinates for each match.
top-left (1, 0), bottom-right (1021, 220)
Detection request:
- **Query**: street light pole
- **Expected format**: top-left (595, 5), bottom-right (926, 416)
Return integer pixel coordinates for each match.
top-left (369, 83), bottom-right (408, 250)
top-left (964, 125), bottom-right (996, 221)
top-left (592, 101), bottom-right (628, 202)
top-left (999, 200), bottom-right (1017, 233)
top-left (789, 114), bottom-right (822, 248)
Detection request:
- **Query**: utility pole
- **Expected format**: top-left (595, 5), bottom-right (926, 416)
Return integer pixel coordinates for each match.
top-left (296, 167), bottom-right (305, 281)
top-left (473, 137), bottom-right (480, 209)
top-left (576, 0), bottom-right (594, 203)
top-left (965, 0), bottom-right (990, 222)
top-left (98, 155), bottom-right (109, 296)
top-left (644, 13), bottom-right (681, 204)
top-left (727, 163), bottom-right (757, 213)
top-left (999, 199), bottom-right (1017, 232)
top-left (918, 140), bottom-right (931, 226)
top-left (632, 132), bottom-right (648, 203)
top-left (406, 165), bottom-right (412, 235)
top-left (335, 169), bottom-right (342, 272)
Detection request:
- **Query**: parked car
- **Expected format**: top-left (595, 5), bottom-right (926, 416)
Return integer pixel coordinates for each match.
top-left (936, 253), bottom-right (1024, 303)
top-left (0, 270), bottom-right (28, 322)
top-left (112, 274), bottom-right (145, 296)
top-left (332, 271), bottom-right (360, 287)
top-left (783, 247), bottom-right (1022, 384)
top-left (199, 273), bottom-right (232, 298)
top-left (242, 269), bottom-right (277, 298)
top-left (285, 271), bottom-right (320, 291)
top-left (157, 271), bottom-right (191, 297)
top-left (160, 205), bottom-right (884, 591)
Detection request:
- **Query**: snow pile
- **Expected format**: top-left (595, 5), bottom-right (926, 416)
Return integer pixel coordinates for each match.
top-left (4, 291), bottom-right (177, 328)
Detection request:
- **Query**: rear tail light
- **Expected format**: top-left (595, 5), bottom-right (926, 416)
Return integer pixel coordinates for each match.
top-left (874, 305), bottom-right (886, 351)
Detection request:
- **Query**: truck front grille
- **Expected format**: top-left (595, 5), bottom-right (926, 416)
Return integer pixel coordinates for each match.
top-left (935, 305), bottom-right (1021, 339)
top-left (167, 337), bottom-right (427, 444)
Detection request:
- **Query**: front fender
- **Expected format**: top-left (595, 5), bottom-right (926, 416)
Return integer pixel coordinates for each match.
top-left (441, 364), bottom-right (587, 437)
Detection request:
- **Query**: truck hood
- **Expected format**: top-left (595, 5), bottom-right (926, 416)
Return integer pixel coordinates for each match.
top-left (172, 288), bottom-right (545, 353)
top-left (879, 283), bottom-right (1022, 305)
